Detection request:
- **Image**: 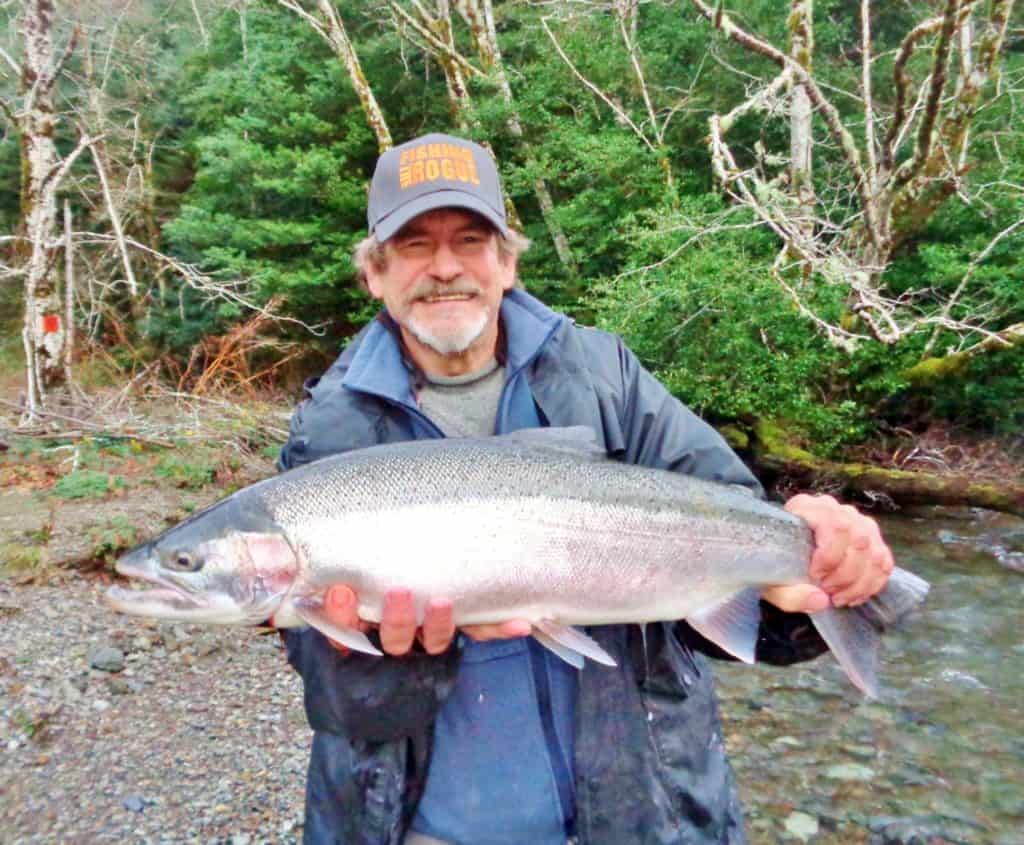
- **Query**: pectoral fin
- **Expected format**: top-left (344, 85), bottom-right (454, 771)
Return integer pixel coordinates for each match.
top-left (293, 597), bottom-right (383, 657)
top-left (532, 630), bottom-right (585, 669)
top-left (687, 588), bottom-right (762, 664)
top-left (533, 620), bottom-right (617, 667)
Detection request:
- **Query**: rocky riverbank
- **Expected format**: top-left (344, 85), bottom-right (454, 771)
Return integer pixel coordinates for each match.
top-left (1, 579), bottom-right (309, 844)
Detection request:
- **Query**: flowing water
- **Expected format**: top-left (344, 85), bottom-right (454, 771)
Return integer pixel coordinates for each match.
top-left (714, 508), bottom-right (1024, 845)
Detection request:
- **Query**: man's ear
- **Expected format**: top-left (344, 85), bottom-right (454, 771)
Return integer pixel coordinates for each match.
top-left (365, 263), bottom-right (385, 300)
top-left (499, 252), bottom-right (518, 292)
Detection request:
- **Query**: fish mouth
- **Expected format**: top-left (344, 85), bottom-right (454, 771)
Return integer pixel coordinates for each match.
top-left (107, 550), bottom-right (206, 613)
top-left (105, 584), bottom-right (205, 613)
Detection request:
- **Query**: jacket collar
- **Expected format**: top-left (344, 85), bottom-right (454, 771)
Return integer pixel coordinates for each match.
top-left (341, 288), bottom-right (566, 407)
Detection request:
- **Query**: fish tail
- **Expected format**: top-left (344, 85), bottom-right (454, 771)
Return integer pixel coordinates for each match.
top-left (809, 567), bottom-right (930, 698)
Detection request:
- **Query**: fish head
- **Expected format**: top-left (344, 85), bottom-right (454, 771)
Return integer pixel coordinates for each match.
top-left (106, 496), bottom-right (298, 625)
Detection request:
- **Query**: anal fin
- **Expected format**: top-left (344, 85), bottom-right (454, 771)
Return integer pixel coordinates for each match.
top-left (534, 620), bottom-right (617, 667)
top-left (687, 588), bottom-right (762, 664)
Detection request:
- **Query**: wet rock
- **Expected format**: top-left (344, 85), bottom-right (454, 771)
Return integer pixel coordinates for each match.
top-left (122, 794), bottom-right (148, 813)
top-left (867, 813), bottom-right (985, 844)
top-left (772, 735), bottom-right (804, 749)
top-left (783, 811), bottom-right (819, 841)
top-left (1003, 530), bottom-right (1024, 554)
top-left (107, 677), bottom-right (133, 696)
top-left (88, 646), bottom-right (125, 673)
top-left (846, 744), bottom-right (877, 760)
top-left (938, 668), bottom-right (986, 689)
top-left (825, 763), bottom-right (874, 781)
top-left (60, 679), bottom-right (83, 702)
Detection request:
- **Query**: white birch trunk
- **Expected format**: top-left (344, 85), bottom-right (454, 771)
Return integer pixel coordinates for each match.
top-left (20, 0), bottom-right (65, 414)
top-left (463, 0), bottom-right (577, 276)
top-left (315, 0), bottom-right (392, 152)
top-left (63, 199), bottom-right (74, 384)
top-left (789, 0), bottom-right (814, 243)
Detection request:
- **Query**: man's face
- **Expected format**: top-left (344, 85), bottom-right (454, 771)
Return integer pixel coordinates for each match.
top-left (366, 209), bottom-right (517, 372)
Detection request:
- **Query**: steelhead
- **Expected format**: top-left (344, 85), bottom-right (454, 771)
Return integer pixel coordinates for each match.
top-left (106, 427), bottom-right (928, 696)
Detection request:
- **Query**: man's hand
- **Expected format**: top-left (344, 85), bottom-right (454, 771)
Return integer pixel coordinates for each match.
top-left (761, 494), bottom-right (895, 614)
top-left (322, 585), bottom-right (531, 656)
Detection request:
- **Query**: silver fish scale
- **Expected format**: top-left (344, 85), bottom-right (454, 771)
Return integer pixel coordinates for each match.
top-left (248, 437), bottom-right (814, 625)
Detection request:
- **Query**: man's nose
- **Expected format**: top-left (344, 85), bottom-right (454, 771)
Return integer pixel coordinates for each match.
top-left (428, 243), bottom-right (463, 281)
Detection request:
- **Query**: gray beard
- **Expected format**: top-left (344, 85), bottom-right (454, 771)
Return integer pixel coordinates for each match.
top-left (405, 310), bottom-right (489, 356)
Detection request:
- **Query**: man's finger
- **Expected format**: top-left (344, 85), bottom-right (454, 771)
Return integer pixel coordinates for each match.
top-left (325, 584), bottom-right (360, 627)
top-left (833, 550), bottom-right (890, 607)
top-left (762, 583), bottom-right (830, 614)
top-left (324, 585), bottom-right (363, 654)
top-left (380, 589), bottom-right (418, 656)
top-left (462, 620), bottom-right (532, 642)
top-left (421, 598), bottom-right (456, 655)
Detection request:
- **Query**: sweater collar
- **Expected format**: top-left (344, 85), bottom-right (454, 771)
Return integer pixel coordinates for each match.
top-left (341, 288), bottom-right (565, 406)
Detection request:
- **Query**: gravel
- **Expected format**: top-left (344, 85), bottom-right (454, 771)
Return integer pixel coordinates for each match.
top-left (0, 579), bottom-right (310, 844)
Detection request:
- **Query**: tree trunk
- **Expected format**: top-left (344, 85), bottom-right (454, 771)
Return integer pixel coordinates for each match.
top-left (280, 1), bottom-right (393, 152)
top-left (748, 420), bottom-right (1024, 518)
top-left (788, 0), bottom-right (814, 244)
top-left (462, 0), bottom-right (577, 276)
top-left (432, 0), bottom-right (473, 132)
top-left (318, 0), bottom-right (392, 151)
top-left (19, 0), bottom-right (65, 415)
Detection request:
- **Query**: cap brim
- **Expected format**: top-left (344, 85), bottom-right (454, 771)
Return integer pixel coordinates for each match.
top-left (373, 190), bottom-right (508, 241)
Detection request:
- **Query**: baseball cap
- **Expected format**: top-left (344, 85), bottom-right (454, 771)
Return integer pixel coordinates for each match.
top-left (367, 133), bottom-right (509, 241)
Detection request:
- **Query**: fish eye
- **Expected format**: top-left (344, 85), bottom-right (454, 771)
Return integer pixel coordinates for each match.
top-left (166, 551), bottom-right (203, 573)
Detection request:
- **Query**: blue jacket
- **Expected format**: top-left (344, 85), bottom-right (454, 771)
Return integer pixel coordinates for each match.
top-left (279, 289), bottom-right (827, 844)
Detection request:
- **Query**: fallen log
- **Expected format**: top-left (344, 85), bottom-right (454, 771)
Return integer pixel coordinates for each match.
top-left (736, 420), bottom-right (1024, 518)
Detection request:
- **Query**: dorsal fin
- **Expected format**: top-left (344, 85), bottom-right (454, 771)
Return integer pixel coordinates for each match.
top-left (498, 426), bottom-right (607, 460)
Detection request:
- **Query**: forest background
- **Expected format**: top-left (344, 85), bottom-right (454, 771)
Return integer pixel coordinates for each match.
top-left (1, 0), bottom-right (1023, 510)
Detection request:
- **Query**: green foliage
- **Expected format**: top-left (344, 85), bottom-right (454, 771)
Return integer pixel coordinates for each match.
top-left (0, 543), bottom-right (46, 574)
top-left (86, 516), bottom-right (139, 563)
top-left (54, 471), bottom-right (123, 500)
top-left (588, 198), bottom-right (873, 453)
top-left (930, 349), bottom-right (1024, 435)
top-left (160, 7), bottom-right (378, 350)
top-left (1, 0), bottom-right (1019, 456)
top-left (153, 452), bottom-right (216, 489)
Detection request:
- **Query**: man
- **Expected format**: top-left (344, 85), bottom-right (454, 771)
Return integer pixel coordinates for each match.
top-left (279, 133), bottom-right (894, 845)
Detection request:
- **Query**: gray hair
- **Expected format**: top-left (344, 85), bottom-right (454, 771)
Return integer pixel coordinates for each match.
top-left (352, 226), bottom-right (531, 292)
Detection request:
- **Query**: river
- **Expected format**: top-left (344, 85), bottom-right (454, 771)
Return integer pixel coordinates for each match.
top-left (714, 508), bottom-right (1024, 844)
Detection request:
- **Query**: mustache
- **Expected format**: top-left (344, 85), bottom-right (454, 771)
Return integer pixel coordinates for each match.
top-left (409, 279), bottom-right (482, 302)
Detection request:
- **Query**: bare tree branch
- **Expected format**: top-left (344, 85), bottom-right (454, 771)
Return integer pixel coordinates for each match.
top-left (688, 0), bottom-right (882, 250)
top-left (882, 16), bottom-right (945, 173)
top-left (276, 0), bottom-right (329, 48)
top-left (922, 216), bottom-right (1024, 357)
top-left (0, 45), bottom-right (19, 76)
top-left (278, 0), bottom-right (393, 151)
top-left (894, 0), bottom-right (961, 187)
top-left (88, 136), bottom-right (137, 296)
top-left (41, 132), bottom-right (101, 195)
top-left (540, 16), bottom-right (657, 154)
top-left (190, 0), bottom-right (210, 48)
top-left (389, 0), bottom-right (482, 77)
top-left (49, 24), bottom-right (80, 88)
top-left (71, 232), bottom-right (324, 334)
top-left (616, 8), bottom-right (659, 144)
